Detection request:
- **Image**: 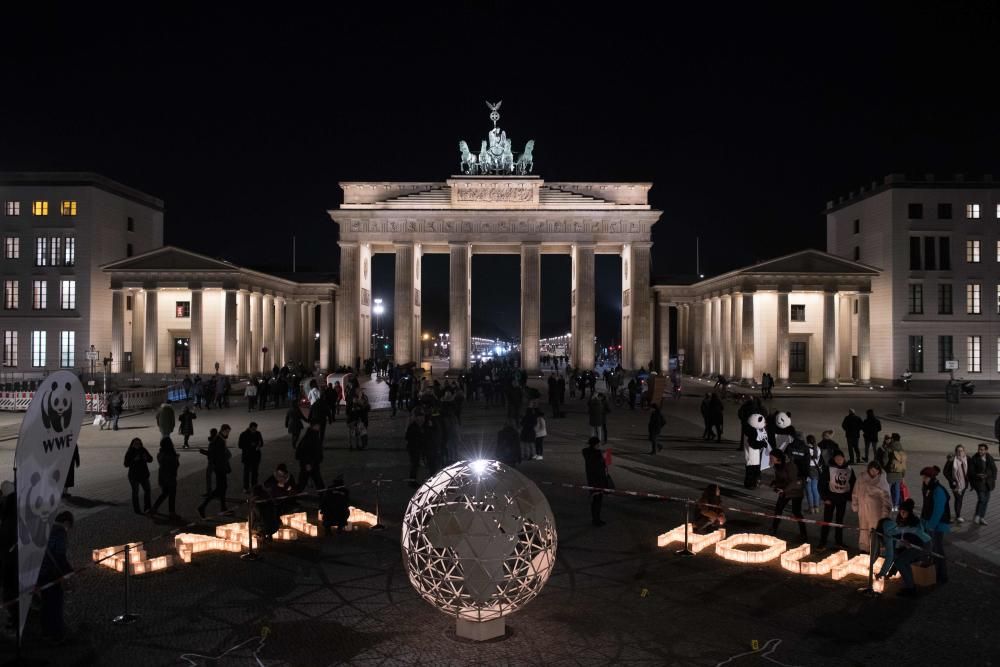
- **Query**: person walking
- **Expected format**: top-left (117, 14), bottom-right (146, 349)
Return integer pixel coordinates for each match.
top-left (110, 390), bottom-right (124, 430)
top-left (841, 409), bottom-right (863, 464)
top-left (238, 422), bottom-right (264, 493)
top-left (587, 394), bottom-right (604, 440)
top-left (816, 450), bottom-right (856, 550)
top-left (599, 392), bottom-right (612, 442)
top-left (533, 409), bottom-right (547, 461)
top-left (853, 461), bottom-right (892, 553)
top-left (124, 438), bottom-right (153, 514)
top-left (861, 409), bottom-right (881, 463)
top-left (919, 465), bottom-right (952, 584)
top-left (197, 424), bottom-right (232, 519)
top-left (943, 445), bottom-right (970, 523)
top-left (876, 500), bottom-right (931, 598)
top-left (769, 449), bottom-right (808, 542)
top-left (700, 394), bottom-right (712, 440)
top-left (969, 443), bottom-right (997, 525)
top-left (285, 403), bottom-right (305, 450)
top-left (708, 393), bottom-right (724, 442)
top-left (39, 511), bottom-right (74, 642)
top-left (582, 436), bottom-right (609, 526)
top-left (155, 402), bottom-right (175, 439)
top-left (178, 406), bottom-right (196, 449)
top-left (296, 422), bottom-right (325, 492)
top-left (647, 403), bottom-right (665, 454)
top-left (152, 436), bottom-right (180, 518)
top-left (885, 434), bottom-right (907, 511)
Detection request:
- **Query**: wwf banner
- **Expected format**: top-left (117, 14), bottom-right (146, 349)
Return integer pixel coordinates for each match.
top-left (14, 372), bottom-right (84, 637)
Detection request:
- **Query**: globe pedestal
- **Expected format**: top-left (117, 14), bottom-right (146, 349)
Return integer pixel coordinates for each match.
top-left (456, 617), bottom-right (505, 642)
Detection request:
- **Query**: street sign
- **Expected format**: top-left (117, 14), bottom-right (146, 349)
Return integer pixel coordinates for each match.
top-left (85, 350), bottom-right (99, 361)
top-left (945, 360), bottom-right (959, 370)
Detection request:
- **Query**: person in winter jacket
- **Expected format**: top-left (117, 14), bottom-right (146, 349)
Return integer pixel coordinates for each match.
top-left (197, 424), bottom-right (232, 518)
top-left (582, 437), bottom-right (609, 526)
top-left (648, 403), bottom-right (666, 454)
top-left (919, 466), bottom-right (951, 584)
top-left (707, 394), bottom-right (724, 442)
top-left (861, 409), bottom-right (882, 462)
top-left (784, 432), bottom-right (810, 481)
top-left (852, 461), bottom-right (892, 553)
top-left (818, 430), bottom-right (840, 464)
top-left (588, 395), bottom-right (605, 440)
top-left (295, 422), bottom-right (325, 492)
top-left (533, 410), bottom-right (548, 460)
top-left (285, 404), bottom-right (305, 449)
top-left (520, 410), bottom-right (538, 461)
top-left (495, 420), bottom-right (521, 468)
top-left (238, 422), bottom-right (264, 493)
top-left (406, 416), bottom-right (425, 486)
top-left (885, 434), bottom-right (907, 510)
top-left (700, 395), bottom-right (712, 440)
top-left (875, 502), bottom-right (931, 597)
top-left (943, 445), bottom-right (970, 523)
top-left (697, 483), bottom-right (726, 531)
top-left (817, 450), bottom-right (856, 550)
top-left (969, 443), bottom-right (997, 525)
top-left (769, 449), bottom-right (808, 542)
top-left (841, 409), bottom-right (864, 464)
top-left (155, 402), bottom-right (176, 438)
top-left (178, 406), bottom-right (196, 449)
top-left (804, 435), bottom-right (825, 514)
top-left (124, 437), bottom-right (153, 514)
top-left (152, 436), bottom-right (180, 517)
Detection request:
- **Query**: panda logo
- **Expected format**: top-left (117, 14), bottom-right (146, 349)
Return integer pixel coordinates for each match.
top-left (774, 412), bottom-right (791, 429)
top-left (40, 381), bottom-right (74, 433)
top-left (18, 469), bottom-right (62, 547)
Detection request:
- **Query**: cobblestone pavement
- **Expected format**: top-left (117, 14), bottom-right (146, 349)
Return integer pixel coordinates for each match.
top-left (0, 374), bottom-right (996, 665)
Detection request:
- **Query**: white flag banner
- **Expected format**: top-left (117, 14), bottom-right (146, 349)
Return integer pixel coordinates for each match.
top-left (14, 372), bottom-right (85, 637)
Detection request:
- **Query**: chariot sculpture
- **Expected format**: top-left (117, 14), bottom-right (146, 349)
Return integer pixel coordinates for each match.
top-left (458, 100), bottom-right (535, 175)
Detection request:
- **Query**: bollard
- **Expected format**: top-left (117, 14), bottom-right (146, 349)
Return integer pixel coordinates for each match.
top-left (675, 502), bottom-right (694, 557)
top-left (111, 543), bottom-right (140, 625)
top-left (241, 497), bottom-right (262, 561)
top-left (371, 475), bottom-right (386, 531)
top-left (858, 527), bottom-right (880, 597)
top-left (898, 400), bottom-right (905, 417)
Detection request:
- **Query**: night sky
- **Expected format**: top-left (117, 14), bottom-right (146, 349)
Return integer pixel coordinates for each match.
top-left (3, 5), bottom-right (998, 344)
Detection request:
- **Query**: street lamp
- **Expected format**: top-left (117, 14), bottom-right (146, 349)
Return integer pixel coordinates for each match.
top-left (373, 298), bottom-right (385, 359)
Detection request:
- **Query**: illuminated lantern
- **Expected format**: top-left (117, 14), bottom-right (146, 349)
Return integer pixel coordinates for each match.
top-left (92, 543), bottom-right (175, 575)
top-left (656, 524), bottom-right (726, 554)
top-left (281, 511), bottom-right (319, 537)
top-left (174, 533), bottom-right (247, 564)
top-left (347, 506), bottom-right (378, 528)
top-left (715, 533), bottom-right (787, 564)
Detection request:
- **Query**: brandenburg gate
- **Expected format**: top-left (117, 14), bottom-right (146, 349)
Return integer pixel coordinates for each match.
top-left (329, 103), bottom-right (663, 374)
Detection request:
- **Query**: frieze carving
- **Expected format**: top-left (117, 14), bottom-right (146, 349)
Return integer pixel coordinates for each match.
top-left (338, 217), bottom-right (656, 237)
top-left (455, 184), bottom-right (534, 202)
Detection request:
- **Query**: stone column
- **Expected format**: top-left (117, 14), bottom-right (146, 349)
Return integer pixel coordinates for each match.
top-left (449, 243), bottom-right (471, 374)
top-left (131, 290), bottom-right (145, 374)
top-left (657, 300), bottom-right (671, 372)
top-left (274, 296), bottom-right (286, 367)
top-left (701, 299), bottom-right (711, 375)
top-left (732, 292), bottom-right (743, 382)
top-left (305, 301), bottom-right (316, 367)
top-left (822, 290), bottom-right (837, 385)
top-left (252, 292), bottom-right (263, 373)
top-left (710, 296), bottom-right (721, 375)
top-left (111, 289), bottom-right (124, 374)
top-left (394, 243), bottom-right (416, 365)
top-left (319, 301), bottom-right (334, 370)
top-left (189, 288), bottom-right (203, 374)
top-left (681, 304), bottom-right (690, 372)
top-left (262, 295), bottom-right (274, 372)
top-left (520, 243), bottom-right (541, 374)
top-left (571, 244), bottom-right (596, 370)
top-left (858, 292), bottom-right (871, 384)
top-left (721, 294), bottom-right (732, 377)
top-left (838, 293), bottom-right (852, 379)
top-left (627, 243), bottom-right (653, 370)
top-left (143, 289), bottom-right (158, 374)
top-left (285, 299), bottom-right (301, 364)
top-left (224, 289), bottom-right (238, 374)
top-left (238, 290), bottom-right (250, 374)
top-left (336, 242), bottom-right (360, 369)
top-left (741, 291), bottom-right (755, 382)
top-left (777, 290), bottom-right (790, 384)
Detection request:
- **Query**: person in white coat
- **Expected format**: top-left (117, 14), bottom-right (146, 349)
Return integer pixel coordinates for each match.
top-left (533, 411), bottom-right (547, 460)
top-left (852, 460), bottom-right (892, 553)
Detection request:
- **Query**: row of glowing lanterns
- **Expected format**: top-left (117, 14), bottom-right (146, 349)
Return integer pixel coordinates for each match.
top-left (657, 524), bottom-right (899, 593)
top-left (91, 507), bottom-right (379, 575)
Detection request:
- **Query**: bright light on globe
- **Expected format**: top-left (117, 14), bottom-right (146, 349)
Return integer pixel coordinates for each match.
top-left (401, 460), bottom-right (558, 623)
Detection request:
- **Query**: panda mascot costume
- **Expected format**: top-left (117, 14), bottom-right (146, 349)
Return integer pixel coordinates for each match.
top-left (742, 413), bottom-right (773, 489)
top-left (769, 411), bottom-right (795, 452)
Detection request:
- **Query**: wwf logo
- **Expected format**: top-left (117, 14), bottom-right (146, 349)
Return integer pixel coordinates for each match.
top-left (40, 381), bottom-right (74, 433)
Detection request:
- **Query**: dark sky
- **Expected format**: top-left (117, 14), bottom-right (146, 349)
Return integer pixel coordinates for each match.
top-left (3, 4), bottom-right (999, 344)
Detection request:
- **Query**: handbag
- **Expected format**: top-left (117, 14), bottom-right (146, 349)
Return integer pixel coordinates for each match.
top-left (900, 480), bottom-right (911, 502)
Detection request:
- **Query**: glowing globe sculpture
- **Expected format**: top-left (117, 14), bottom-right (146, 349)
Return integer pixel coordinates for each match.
top-left (401, 459), bottom-right (557, 640)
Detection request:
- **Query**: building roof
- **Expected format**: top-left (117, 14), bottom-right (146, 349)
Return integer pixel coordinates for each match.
top-left (0, 171), bottom-right (164, 210)
top-left (826, 172), bottom-right (999, 213)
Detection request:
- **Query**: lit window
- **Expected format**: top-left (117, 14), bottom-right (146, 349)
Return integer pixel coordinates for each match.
top-left (49, 237), bottom-right (61, 267)
top-left (4, 237), bottom-right (19, 259)
top-left (59, 331), bottom-right (74, 367)
top-left (997, 337), bottom-right (1000, 372)
top-left (4, 281), bottom-right (18, 310)
top-left (32, 280), bottom-right (46, 310)
top-left (60, 280), bottom-right (76, 310)
top-left (60, 201), bottom-right (77, 216)
top-left (3, 331), bottom-right (16, 367)
top-left (790, 304), bottom-right (805, 321)
top-left (34, 237), bottom-right (48, 267)
top-left (967, 335), bottom-right (981, 373)
top-left (175, 301), bottom-right (191, 318)
top-left (31, 331), bottom-right (45, 368)
top-left (63, 237), bottom-right (75, 266)
top-left (5, 201), bottom-right (20, 216)
top-left (997, 285), bottom-right (1000, 315)
top-left (997, 240), bottom-right (1000, 262)
top-left (966, 239), bottom-right (981, 263)
top-left (908, 284), bottom-right (923, 314)
top-left (32, 201), bottom-right (48, 216)
top-left (997, 203), bottom-right (1000, 219)
top-left (967, 283), bottom-right (982, 314)
top-left (966, 203), bottom-right (981, 219)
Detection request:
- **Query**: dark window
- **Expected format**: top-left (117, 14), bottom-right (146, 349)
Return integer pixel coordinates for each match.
top-left (127, 216), bottom-right (135, 232)
top-left (126, 295), bottom-right (133, 311)
top-left (853, 246), bottom-right (860, 261)
top-left (790, 304), bottom-right (805, 322)
top-left (938, 284), bottom-right (953, 314)
top-left (908, 336), bottom-right (924, 373)
top-left (938, 203), bottom-right (952, 219)
top-left (126, 243), bottom-right (133, 257)
top-left (908, 203), bottom-right (924, 219)
top-left (908, 284), bottom-right (923, 314)
top-left (175, 301), bottom-right (191, 318)
top-left (938, 336), bottom-right (954, 372)
top-left (910, 236), bottom-right (922, 270)
top-left (939, 237), bottom-right (951, 270)
top-left (924, 237), bottom-right (936, 270)
top-left (853, 219), bottom-right (860, 234)
top-left (789, 341), bottom-right (807, 373)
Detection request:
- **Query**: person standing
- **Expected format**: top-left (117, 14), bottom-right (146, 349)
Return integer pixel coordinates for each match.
top-left (258, 375), bottom-right (269, 411)
top-left (582, 436), bottom-right (609, 526)
top-left (156, 401), bottom-right (175, 439)
top-left (943, 445), bottom-right (970, 523)
top-left (841, 409), bottom-right (863, 464)
top-left (599, 392), bottom-right (612, 442)
top-left (245, 379), bottom-right (258, 412)
top-left (861, 409), bottom-right (881, 463)
top-left (885, 434), bottom-right (907, 511)
top-left (708, 393), bottom-right (724, 442)
top-left (969, 443), bottom-right (997, 525)
top-left (587, 395), bottom-right (604, 440)
top-left (238, 422), bottom-right (264, 493)
top-left (816, 450), bottom-right (856, 550)
top-left (853, 461), bottom-right (892, 553)
top-left (769, 449), bottom-right (808, 542)
top-left (406, 415), bottom-right (425, 486)
top-left (178, 405), bottom-right (196, 449)
top-left (919, 466), bottom-right (952, 584)
top-left (804, 435), bottom-right (825, 514)
top-left (124, 438), bottom-right (153, 515)
top-left (285, 402), bottom-right (305, 449)
top-left (39, 511), bottom-right (74, 642)
top-left (152, 436), bottom-right (180, 518)
top-left (197, 424), bottom-right (232, 519)
top-left (494, 419), bottom-right (521, 468)
top-left (63, 445), bottom-right (80, 498)
top-left (647, 403), bottom-right (665, 454)
top-left (533, 408), bottom-right (547, 461)
top-left (520, 409), bottom-right (538, 462)
top-left (111, 390), bottom-right (124, 430)
top-left (296, 422), bottom-right (325, 492)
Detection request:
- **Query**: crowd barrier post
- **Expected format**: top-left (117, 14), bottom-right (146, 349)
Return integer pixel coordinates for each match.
top-left (111, 544), bottom-right (140, 625)
top-left (676, 502), bottom-right (694, 557)
top-left (858, 527), bottom-right (880, 597)
top-left (371, 474), bottom-right (386, 531)
top-left (241, 497), bottom-right (261, 561)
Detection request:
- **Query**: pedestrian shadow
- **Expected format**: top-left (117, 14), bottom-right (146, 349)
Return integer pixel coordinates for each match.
top-left (62, 495), bottom-right (118, 509)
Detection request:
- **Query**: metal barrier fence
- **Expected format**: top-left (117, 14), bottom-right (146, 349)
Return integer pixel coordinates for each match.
top-left (0, 387), bottom-right (167, 413)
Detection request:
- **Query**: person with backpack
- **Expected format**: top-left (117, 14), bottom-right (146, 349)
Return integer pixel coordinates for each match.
top-left (647, 403), bottom-right (666, 454)
top-left (920, 465), bottom-right (952, 584)
top-left (816, 450), bottom-right (856, 550)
